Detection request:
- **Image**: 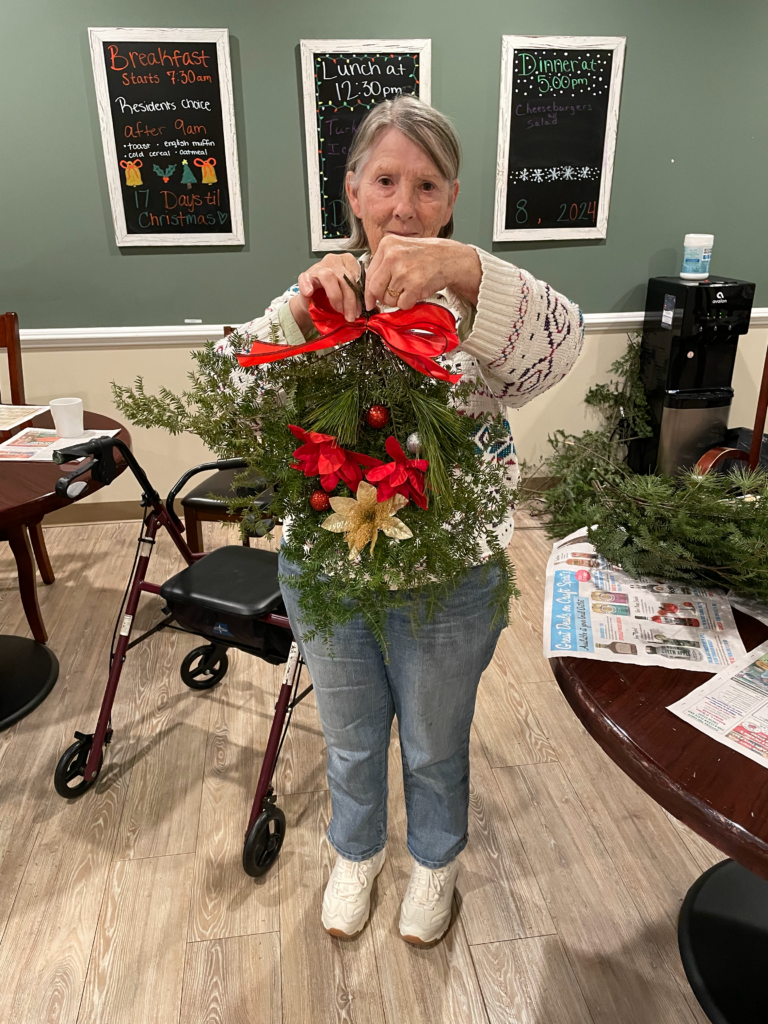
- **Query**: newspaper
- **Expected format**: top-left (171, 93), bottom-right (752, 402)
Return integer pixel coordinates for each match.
top-left (544, 528), bottom-right (746, 671)
top-left (668, 640), bottom-right (768, 769)
top-left (0, 405), bottom-right (48, 431)
top-left (0, 427), bottom-right (118, 462)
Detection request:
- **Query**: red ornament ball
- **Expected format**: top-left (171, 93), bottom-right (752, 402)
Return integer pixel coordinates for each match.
top-left (365, 405), bottom-right (390, 429)
top-left (309, 490), bottom-right (331, 512)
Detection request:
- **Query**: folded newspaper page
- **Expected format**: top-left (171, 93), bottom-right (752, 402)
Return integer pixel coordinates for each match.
top-left (668, 640), bottom-right (768, 768)
top-left (544, 529), bottom-right (746, 671)
top-left (0, 427), bottom-right (118, 462)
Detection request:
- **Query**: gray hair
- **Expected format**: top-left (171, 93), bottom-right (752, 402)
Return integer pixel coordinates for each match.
top-left (342, 95), bottom-right (462, 251)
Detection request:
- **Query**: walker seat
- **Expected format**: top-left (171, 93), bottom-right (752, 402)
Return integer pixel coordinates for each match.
top-left (161, 545), bottom-right (291, 663)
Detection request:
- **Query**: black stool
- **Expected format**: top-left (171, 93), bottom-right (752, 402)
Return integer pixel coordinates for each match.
top-left (181, 467), bottom-right (272, 553)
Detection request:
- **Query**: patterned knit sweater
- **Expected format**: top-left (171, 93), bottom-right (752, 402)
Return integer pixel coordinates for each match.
top-left (218, 245), bottom-right (584, 551)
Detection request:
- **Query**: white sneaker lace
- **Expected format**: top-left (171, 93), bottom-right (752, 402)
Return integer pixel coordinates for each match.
top-left (407, 864), bottom-right (453, 909)
top-left (332, 859), bottom-right (370, 902)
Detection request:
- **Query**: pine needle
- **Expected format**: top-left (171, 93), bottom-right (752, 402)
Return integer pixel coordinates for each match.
top-left (304, 384), bottom-right (360, 445)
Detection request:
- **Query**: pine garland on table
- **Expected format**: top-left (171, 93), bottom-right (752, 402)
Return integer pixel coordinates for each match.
top-left (113, 286), bottom-right (519, 651)
top-left (523, 333), bottom-right (768, 602)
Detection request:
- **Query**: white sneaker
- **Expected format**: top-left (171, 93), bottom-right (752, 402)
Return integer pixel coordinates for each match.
top-left (322, 848), bottom-right (386, 939)
top-left (399, 857), bottom-right (460, 945)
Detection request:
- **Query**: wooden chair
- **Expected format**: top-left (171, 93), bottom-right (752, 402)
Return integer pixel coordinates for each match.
top-left (180, 327), bottom-right (275, 553)
top-left (1, 312), bottom-right (55, 637)
top-left (0, 312), bottom-right (26, 405)
top-left (696, 341), bottom-right (768, 474)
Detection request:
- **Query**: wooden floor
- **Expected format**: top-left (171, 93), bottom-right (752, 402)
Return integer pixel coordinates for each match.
top-left (0, 515), bottom-right (722, 1024)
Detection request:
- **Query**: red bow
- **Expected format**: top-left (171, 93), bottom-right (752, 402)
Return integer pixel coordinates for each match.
top-left (289, 425), bottom-right (381, 492)
top-left (238, 290), bottom-right (462, 383)
top-left (366, 436), bottom-right (429, 509)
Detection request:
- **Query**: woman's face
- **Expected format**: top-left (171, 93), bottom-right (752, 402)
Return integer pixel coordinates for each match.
top-left (346, 128), bottom-right (459, 254)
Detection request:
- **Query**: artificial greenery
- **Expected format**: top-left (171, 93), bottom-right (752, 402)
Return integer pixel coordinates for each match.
top-left (524, 333), bottom-right (768, 602)
top-left (113, 304), bottom-right (519, 652)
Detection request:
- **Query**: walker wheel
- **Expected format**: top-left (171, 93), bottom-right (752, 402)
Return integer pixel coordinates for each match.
top-left (242, 806), bottom-right (286, 877)
top-left (54, 733), bottom-right (103, 799)
top-left (181, 644), bottom-right (229, 690)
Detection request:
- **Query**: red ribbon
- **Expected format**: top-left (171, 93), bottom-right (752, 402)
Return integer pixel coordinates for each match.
top-left (237, 289), bottom-right (462, 383)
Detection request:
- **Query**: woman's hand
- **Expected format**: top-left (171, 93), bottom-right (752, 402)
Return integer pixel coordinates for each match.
top-left (365, 236), bottom-right (482, 311)
top-left (289, 252), bottom-right (362, 338)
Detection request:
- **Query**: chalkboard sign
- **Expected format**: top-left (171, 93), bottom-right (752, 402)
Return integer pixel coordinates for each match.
top-left (89, 27), bottom-right (244, 247)
top-left (493, 35), bottom-right (625, 241)
top-left (301, 39), bottom-right (431, 251)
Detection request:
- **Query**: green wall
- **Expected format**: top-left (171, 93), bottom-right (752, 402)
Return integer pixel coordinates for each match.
top-left (2, 0), bottom-right (766, 328)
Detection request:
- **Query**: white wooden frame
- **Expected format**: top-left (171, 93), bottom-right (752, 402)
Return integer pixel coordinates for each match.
top-left (493, 35), bottom-right (625, 242)
top-left (300, 39), bottom-right (431, 252)
top-left (88, 27), bottom-right (244, 247)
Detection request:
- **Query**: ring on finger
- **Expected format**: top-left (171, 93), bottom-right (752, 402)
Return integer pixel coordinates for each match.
top-left (386, 286), bottom-right (402, 300)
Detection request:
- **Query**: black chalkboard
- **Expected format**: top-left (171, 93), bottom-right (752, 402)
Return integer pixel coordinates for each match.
top-left (90, 29), bottom-right (243, 246)
top-left (301, 42), bottom-right (431, 249)
top-left (495, 38), bottom-right (625, 240)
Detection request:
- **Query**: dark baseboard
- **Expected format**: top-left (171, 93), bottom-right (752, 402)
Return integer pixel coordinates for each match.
top-left (44, 500), bottom-right (145, 526)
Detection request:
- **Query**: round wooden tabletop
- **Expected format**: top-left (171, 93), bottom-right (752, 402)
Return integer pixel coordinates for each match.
top-left (552, 608), bottom-right (768, 881)
top-left (0, 411), bottom-right (131, 530)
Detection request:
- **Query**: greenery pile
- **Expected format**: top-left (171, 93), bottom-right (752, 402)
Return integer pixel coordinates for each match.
top-left (525, 335), bottom-right (768, 601)
top-left (113, 288), bottom-right (518, 651)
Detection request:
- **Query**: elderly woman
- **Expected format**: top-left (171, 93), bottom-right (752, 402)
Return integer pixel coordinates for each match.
top-left (234, 96), bottom-right (583, 945)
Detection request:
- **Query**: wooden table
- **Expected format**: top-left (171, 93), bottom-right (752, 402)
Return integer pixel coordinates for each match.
top-left (0, 411), bottom-right (131, 643)
top-left (552, 608), bottom-right (768, 1024)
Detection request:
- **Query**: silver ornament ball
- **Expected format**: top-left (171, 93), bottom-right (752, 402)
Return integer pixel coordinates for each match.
top-left (406, 432), bottom-right (422, 455)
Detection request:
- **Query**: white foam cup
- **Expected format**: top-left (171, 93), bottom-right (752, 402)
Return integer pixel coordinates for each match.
top-left (50, 397), bottom-right (84, 437)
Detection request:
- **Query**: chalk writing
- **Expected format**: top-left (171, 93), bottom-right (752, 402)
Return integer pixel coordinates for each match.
top-left (100, 40), bottom-right (232, 235)
top-left (312, 51), bottom-right (421, 240)
top-left (504, 46), bottom-right (613, 232)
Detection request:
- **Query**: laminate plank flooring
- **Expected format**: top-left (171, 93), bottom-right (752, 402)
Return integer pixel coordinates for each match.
top-left (179, 932), bottom-right (282, 1024)
top-left (79, 853), bottom-right (194, 1024)
top-left (0, 516), bottom-right (719, 1023)
top-left (472, 935), bottom-right (594, 1024)
top-left (494, 763), bottom-right (698, 1024)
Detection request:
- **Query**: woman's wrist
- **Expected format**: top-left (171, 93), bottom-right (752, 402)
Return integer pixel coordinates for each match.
top-left (289, 293), bottom-right (315, 339)
top-left (444, 241), bottom-right (481, 307)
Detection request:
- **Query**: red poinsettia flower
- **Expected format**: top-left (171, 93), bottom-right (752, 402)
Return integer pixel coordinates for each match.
top-left (288, 425), bottom-right (381, 492)
top-left (365, 436), bottom-right (430, 510)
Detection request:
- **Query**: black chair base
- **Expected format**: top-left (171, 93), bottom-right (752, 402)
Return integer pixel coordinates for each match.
top-left (0, 635), bottom-right (59, 731)
top-left (679, 858), bottom-right (768, 1024)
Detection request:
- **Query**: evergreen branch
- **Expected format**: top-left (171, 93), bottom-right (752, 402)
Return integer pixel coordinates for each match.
top-left (304, 384), bottom-right (361, 445)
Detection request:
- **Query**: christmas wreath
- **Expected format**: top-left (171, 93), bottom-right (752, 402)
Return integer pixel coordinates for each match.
top-left (113, 275), bottom-right (518, 650)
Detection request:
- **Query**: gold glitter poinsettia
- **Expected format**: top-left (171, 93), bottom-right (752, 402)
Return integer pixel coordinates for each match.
top-left (321, 480), bottom-right (413, 559)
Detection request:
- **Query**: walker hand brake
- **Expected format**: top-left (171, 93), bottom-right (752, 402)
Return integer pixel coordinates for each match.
top-left (53, 435), bottom-right (118, 498)
top-left (54, 458), bottom-right (97, 499)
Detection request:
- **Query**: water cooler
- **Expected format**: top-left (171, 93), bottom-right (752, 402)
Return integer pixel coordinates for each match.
top-left (628, 276), bottom-right (755, 475)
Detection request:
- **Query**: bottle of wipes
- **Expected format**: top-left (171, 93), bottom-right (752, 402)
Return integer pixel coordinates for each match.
top-left (680, 233), bottom-right (714, 280)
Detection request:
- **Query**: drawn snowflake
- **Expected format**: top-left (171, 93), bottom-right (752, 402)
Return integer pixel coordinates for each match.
top-left (562, 165), bottom-right (574, 180)
top-left (579, 167), bottom-right (591, 179)
top-left (548, 168), bottom-right (559, 181)
top-left (518, 168), bottom-right (529, 182)
top-left (531, 168), bottom-right (544, 183)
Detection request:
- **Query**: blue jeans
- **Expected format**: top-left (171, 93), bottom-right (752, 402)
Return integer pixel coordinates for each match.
top-left (278, 555), bottom-right (504, 868)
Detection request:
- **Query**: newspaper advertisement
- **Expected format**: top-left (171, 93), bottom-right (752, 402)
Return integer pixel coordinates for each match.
top-left (0, 427), bottom-right (118, 462)
top-left (668, 639), bottom-right (768, 769)
top-left (0, 405), bottom-right (48, 432)
top-left (544, 529), bottom-right (746, 671)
